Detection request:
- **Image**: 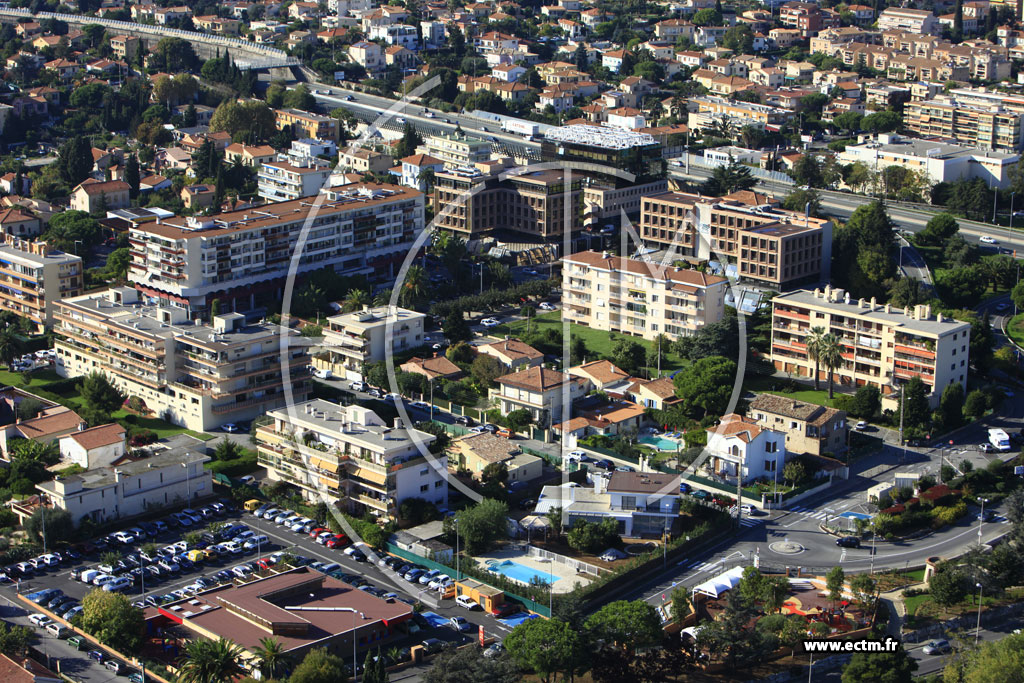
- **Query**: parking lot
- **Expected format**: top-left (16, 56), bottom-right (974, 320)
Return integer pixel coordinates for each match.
top-left (2, 499), bottom-right (522, 677)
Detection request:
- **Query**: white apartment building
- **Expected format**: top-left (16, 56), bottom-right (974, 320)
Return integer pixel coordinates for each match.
top-left (416, 133), bottom-right (492, 168)
top-left (770, 287), bottom-right (971, 409)
top-left (319, 306), bottom-right (426, 381)
top-left (705, 413), bottom-right (785, 485)
top-left (127, 184), bottom-right (424, 315)
top-left (840, 134), bottom-right (1020, 188)
top-left (562, 250), bottom-right (728, 341)
top-left (38, 436), bottom-right (211, 525)
top-left (54, 287), bottom-right (310, 431)
top-left (0, 237), bottom-right (82, 332)
top-left (257, 156), bottom-right (333, 202)
top-left (877, 8), bottom-right (940, 35)
top-left (256, 401), bottom-right (446, 522)
top-left (367, 23), bottom-right (419, 49)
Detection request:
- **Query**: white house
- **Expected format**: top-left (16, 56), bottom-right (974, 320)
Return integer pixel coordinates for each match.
top-left (705, 413), bottom-right (785, 484)
top-left (399, 153), bottom-right (445, 192)
top-left (58, 423), bottom-right (127, 469)
top-left (534, 471), bottom-right (681, 536)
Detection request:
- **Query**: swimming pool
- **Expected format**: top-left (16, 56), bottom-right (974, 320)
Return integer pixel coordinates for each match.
top-left (639, 435), bottom-right (680, 451)
top-left (488, 559), bottom-right (551, 585)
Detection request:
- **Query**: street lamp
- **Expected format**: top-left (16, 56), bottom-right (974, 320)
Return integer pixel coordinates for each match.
top-left (454, 517), bottom-right (460, 581)
top-left (337, 608), bottom-right (366, 682)
top-left (978, 497), bottom-right (989, 545)
top-left (976, 582), bottom-right (984, 645)
top-left (869, 520), bottom-right (877, 575)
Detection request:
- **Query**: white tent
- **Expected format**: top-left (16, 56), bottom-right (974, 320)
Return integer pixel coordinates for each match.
top-left (691, 566), bottom-right (745, 599)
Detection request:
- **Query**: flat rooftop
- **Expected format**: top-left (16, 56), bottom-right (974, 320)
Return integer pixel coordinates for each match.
top-left (774, 289), bottom-right (971, 336)
top-left (544, 124), bottom-right (657, 149)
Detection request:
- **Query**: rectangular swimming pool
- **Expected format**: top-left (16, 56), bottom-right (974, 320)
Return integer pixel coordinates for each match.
top-left (488, 559), bottom-right (551, 585)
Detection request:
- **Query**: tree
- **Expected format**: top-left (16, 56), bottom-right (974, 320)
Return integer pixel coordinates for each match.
top-left (825, 566), bottom-right (845, 608)
top-left (850, 573), bottom-right (877, 609)
top-left (505, 618), bottom-right (579, 683)
top-left (833, 111), bottom-right (864, 133)
top-left (888, 278), bottom-right (927, 308)
top-left (929, 567), bottom-right (969, 606)
top-left (938, 382), bottom-right (965, 430)
top-left (673, 356), bottom-right (736, 417)
top-left (692, 8), bottom-right (722, 25)
top-left (850, 385), bottom-right (881, 419)
top-left (805, 326), bottom-right (827, 391)
top-left (443, 310), bottom-right (472, 345)
top-left (917, 213), bottom-right (959, 246)
top-left (283, 84), bottom-right (315, 110)
top-left (79, 590), bottom-right (144, 652)
top-left (445, 498), bottom-right (509, 554)
top-left (125, 154), bottom-right (140, 199)
top-left (0, 329), bottom-right (24, 369)
top-left (44, 211), bottom-right (103, 255)
top-left (842, 649), bottom-right (917, 683)
top-left (59, 137), bottom-right (94, 187)
top-left (818, 332), bottom-right (843, 399)
top-left (469, 354), bottom-right (503, 388)
top-left (209, 100), bottom-right (277, 142)
top-left (722, 24), bottom-right (754, 53)
top-left (964, 389), bottom-right (988, 419)
top-left (610, 338), bottom-right (646, 375)
top-left (0, 622), bottom-right (33, 657)
top-left (505, 408), bottom-right (533, 433)
top-left (81, 371), bottom-right (126, 416)
top-left (899, 376), bottom-right (931, 434)
top-left (739, 566), bottom-right (767, 606)
top-left (152, 37), bottom-right (199, 72)
top-left (176, 638), bottom-right (247, 683)
top-left (791, 154), bottom-right (824, 188)
top-left (24, 506), bottom-right (74, 545)
top-left (783, 460), bottom-right (808, 485)
top-left (423, 644), bottom-right (519, 683)
top-left (862, 110), bottom-right (902, 133)
top-left (567, 518), bottom-right (620, 554)
top-left (585, 600), bottom-right (661, 651)
top-left (288, 647), bottom-right (349, 683)
top-left (394, 122), bottom-right (425, 159)
top-left (253, 637), bottom-right (292, 680)
top-left (762, 575), bottom-right (790, 614)
top-left (944, 631), bottom-right (1024, 683)
top-left (953, 0), bottom-right (964, 41)
top-left (782, 188), bottom-right (821, 216)
top-left (703, 155), bottom-right (756, 195)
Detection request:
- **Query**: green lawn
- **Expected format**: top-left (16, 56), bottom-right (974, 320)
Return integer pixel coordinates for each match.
top-left (493, 311), bottom-right (688, 374)
top-left (1008, 313), bottom-right (1024, 349)
top-left (744, 374), bottom-right (842, 408)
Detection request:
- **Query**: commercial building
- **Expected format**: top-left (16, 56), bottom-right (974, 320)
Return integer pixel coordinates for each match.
top-left (432, 164), bottom-right (582, 242)
top-left (37, 434), bottom-right (211, 524)
top-left (748, 393), bottom-right (848, 457)
top-left (541, 125), bottom-right (663, 187)
top-left (770, 286), bottom-right (972, 408)
top-left (0, 237), bottom-right (82, 332)
top-left (561, 250), bottom-right (728, 341)
top-left (640, 192), bottom-right (833, 289)
top-left (534, 471), bottom-right (681, 536)
top-left (319, 306), bottom-right (426, 381)
top-left (256, 401), bottom-right (447, 521)
top-left (257, 157), bottom-right (333, 202)
top-left (416, 132), bottom-right (492, 168)
top-left (54, 287), bottom-right (310, 431)
top-left (840, 135), bottom-right (1020, 188)
top-left (275, 108), bottom-right (339, 141)
top-left (152, 567), bottom-right (412, 672)
top-left (905, 96), bottom-right (1024, 151)
top-left (127, 184), bottom-right (423, 315)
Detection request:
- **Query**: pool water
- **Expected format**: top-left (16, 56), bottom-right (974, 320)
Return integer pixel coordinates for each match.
top-left (488, 559), bottom-right (551, 585)
top-left (639, 435), bottom-right (680, 451)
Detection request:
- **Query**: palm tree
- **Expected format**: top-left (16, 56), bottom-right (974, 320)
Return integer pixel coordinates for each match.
top-left (176, 638), bottom-right (245, 683)
top-left (252, 637), bottom-right (291, 680)
top-left (372, 288), bottom-right (393, 307)
top-left (0, 328), bottom-right (24, 369)
top-left (342, 288), bottom-right (370, 313)
top-left (805, 326), bottom-right (827, 392)
top-left (818, 332), bottom-right (844, 400)
top-left (401, 265), bottom-right (428, 309)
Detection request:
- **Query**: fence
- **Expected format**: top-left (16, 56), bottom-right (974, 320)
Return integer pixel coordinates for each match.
top-left (520, 445), bottom-right (561, 467)
top-left (685, 155), bottom-right (794, 184)
top-left (384, 543), bottom-right (551, 617)
top-left (524, 544), bottom-right (603, 577)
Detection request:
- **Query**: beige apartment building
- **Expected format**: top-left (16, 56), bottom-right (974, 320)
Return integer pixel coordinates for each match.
top-left (748, 393), bottom-right (848, 458)
top-left (256, 401), bottom-right (446, 522)
top-left (109, 35), bottom-right (139, 61)
top-left (640, 192), bottom-right (832, 289)
top-left (562, 250), bottom-right (728, 341)
top-left (54, 287), bottom-right (310, 431)
top-left (416, 133), bottom-right (492, 168)
top-left (127, 184), bottom-right (423, 315)
top-left (770, 287), bottom-right (971, 409)
top-left (318, 306), bottom-right (426, 382)
top-left (0, 237), bottom-right (82, 332)
top-left (905, 96), bottom-right (1024, 151)
top-left (275, 108), bottom-right (339, 141)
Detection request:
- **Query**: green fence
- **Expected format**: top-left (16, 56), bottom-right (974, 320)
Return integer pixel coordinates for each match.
top-left (384, 543), bottom-right (551, 617)
top-left (520, 445), bottom-right (561, 467)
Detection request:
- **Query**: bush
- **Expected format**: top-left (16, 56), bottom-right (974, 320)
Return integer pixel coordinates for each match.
top-left (204, 452), bottom-right (258, 478)
top-left (930, 501), bottom-right (967, 528)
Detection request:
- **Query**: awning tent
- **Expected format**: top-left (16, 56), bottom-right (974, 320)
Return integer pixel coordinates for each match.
top-left (691, 566), bottom-right (745, 599)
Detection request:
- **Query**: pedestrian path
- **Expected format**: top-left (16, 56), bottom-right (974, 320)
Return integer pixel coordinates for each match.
top-left (739, 516), bottom-right (766, 528)
top-left (788, 505), bottom-right (830, 521)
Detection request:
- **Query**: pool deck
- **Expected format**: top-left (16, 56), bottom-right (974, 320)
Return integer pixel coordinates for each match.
top-left (474, 548), bottom-right (593, 594)
top-left (640, 435), bottom-right (684, 452)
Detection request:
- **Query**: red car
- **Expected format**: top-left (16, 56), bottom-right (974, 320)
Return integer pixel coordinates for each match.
top-left (325, 534), bottom-right (350, 549)
top-left (711, 496), bottom-right (734, 507)
top-left (308, 527), bottom-right (328, 539)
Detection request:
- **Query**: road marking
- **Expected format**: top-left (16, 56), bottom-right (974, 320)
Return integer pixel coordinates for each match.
top-left (739, 517), bottom-right (765, 528)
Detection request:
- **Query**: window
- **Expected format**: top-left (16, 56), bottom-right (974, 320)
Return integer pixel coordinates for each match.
top-left (434, 480), bottom-right (443, 488)
top-left (420, 484), bottom-right (429, 492)
top-left (621, 495), bottom-right (636, 509)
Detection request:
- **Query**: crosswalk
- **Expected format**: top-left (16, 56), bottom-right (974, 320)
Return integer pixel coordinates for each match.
top-left (787, 505), bottom-right (831, 521)
top-left (992, 515), bottom-right (1012, 525)
top-left (677, 559), bottom-right (720, 573)
top-left (738, 516), bottom-right (766, 528)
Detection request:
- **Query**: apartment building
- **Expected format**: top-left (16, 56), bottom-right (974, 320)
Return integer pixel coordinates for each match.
top-left (0, 237), bottom-right (82, 332)
top-left (109, 35), bottom-right (139, 61)
top-left (275, 108), bottom-right (339, 142)
top-left (257, 157), bottom-right (332, 202)
top-left (877, 8), bottom-right (940, 35)
top-left (432, 165), bottom-right (582, 242)
top-left (779, 1), bottom-right (824, 37)
top-left (319, 306), bottom-right (426, 381)
top-left (256, 401), bottom-right (446, 522)
top-left (127, 184), bottom-right (424, 315)
top-left (770, 287), bottom-right (971, 409)
top-left (839, 134), bottom-right (1019, 188)
top-left (416, 133), bottom-right (492, 168)
top-left (639, 192), bottom-right (833, 289)
top-left (54, 287), bottom-right (311, 431)
top-left (687, 96), bottom-right (796, 132)
top-left (581, 179), bottom-right (669, 231)
top-left (561, 250), bottom-right (727, 341)
top-left (748, 393), bottom-right (848, 457)
top-left (904, 96), bottom-right (1024, 151)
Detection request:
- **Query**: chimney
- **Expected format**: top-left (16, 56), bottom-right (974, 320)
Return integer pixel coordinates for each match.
top-left (885, 303), bottom-right (891, 313)
top-left (869, 296), bottom-right (876, 309)
top-left (78, 422), bottom-right (86, 431)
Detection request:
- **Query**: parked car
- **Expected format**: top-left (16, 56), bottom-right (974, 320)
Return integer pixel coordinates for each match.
top-left (449, 616), bottom-right (472, 632)
top-left (456, 595), bottom-right (480, 610)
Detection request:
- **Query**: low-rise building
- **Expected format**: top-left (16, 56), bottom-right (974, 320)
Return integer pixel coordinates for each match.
top-left (450, 432), bottom-right (543, 483)
top-left (535, 471), bottom-right (681, 536)
top-left (562, 250), bottom-right (728, 341)
top-left (69, 179), bottom-right (130, 214)
top-left (38, 435), bottom-right (211, 524)
top-left (416, 133), bottom-right (492, 168)
top-left (224, 143), bottom-right (277, 167)
top-left (705, 413), bottom-right (786, 485)
top-left (399, 354), bottom-right (463, 382)
top-left (320, 306), bottom-right (426, 381)
top-left (877, 7), bottom-right (939, 35)
top-left (339, 148), bottom-right (392, 175)
top-left (275, 108), bottom-right (339, 141)
top-left (54, 287), bottom-right (310, 431)
top-left (477, 338), bottom-right (544, 371)
top-left (58, 423), bottom-right (127, 469)
top-left (256, 401), bottom-right (446, 520)
top-left (748, 394), bottom-right (848, 457)
top-left (399, 154), bottom-right (445, 192)
top-left (491, 366), bottom-right (586, 424)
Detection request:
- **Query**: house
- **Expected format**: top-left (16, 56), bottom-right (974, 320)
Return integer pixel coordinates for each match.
top-left (556, 399), bottom-right (647, 437)
top-left (628, 377), bottom-right (679, 410)
top-left (534, 470), bottom-right (682, 536)
top-left (58, 423), bottom-right (127, 469)
top-left (568, 360), bottom-right (632, 394)
top-left (224, 143), bottom-right (277, 167)
top-left (478, 338), bottom-right (544, 370)
top-left (0, 653), bottom-right (62, 683)
top-left (450, 432), bottom-right (543, 483)
top-left (384, 45), bottom-right (416, 69)
top-left (490, 366), bottom-right (586, 423)
top-left (705, 414), bottom-right (785, 485)
top-left (69, 179), bottom-right (130, 214)
top-left (339, 148), bottom-right (392, 174)
top-left (399, 154), bottom-right (445, 192)
top-left (349, 41), bottom-right (384, 73)
top-left (492, 63), bottom-right (526, 82)
top-left (0, 208), bottom-right (42, 238)
top-left (180, 184), bottom-right (217, 210)
top-left (399, 353), bottom-right (463, 381)
top-left (748, 394), bottom-right (848, 458)
top-left (139, 175), bottom-right (171, 193)
top-left (0, 406), bottom-right (85, 458)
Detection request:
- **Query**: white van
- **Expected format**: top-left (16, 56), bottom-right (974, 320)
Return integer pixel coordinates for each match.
top-left (80, 569), bottom-right (101, 584)
top-left (45, 623), bottom-right (69, 638)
